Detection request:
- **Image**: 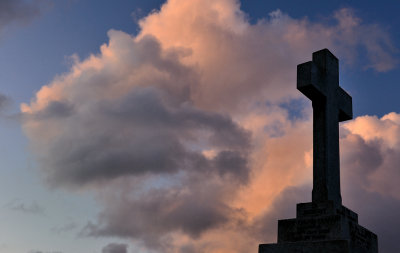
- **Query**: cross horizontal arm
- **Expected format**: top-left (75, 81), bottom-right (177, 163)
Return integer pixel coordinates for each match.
top-left (297, 61), bottom-right (325, 100)
top-left (337, 87), bottom-right (353, 122)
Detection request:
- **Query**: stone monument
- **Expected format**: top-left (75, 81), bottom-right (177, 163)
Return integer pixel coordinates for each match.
top-left (258, 49), bottom-right (378, 253)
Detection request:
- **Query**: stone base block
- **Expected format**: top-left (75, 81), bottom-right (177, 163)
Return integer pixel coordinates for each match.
top-left (258, 201), bottom-right (378, 253)
top-left (259, 240), bottom-right (350, 253)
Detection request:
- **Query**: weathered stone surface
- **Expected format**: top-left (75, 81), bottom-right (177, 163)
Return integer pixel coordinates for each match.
top-left (259, 201), bottom-right (378, 252)
top-left (259, 240), bottom-right (350, 253)
top-left (257, 49), bottom-right (378, 252)
top-left (297, 49), bottom-right (352, 207)
top-left (296, 202), bottom-right (357, 222)
top-left (277, 201), bottom-right (377, 250)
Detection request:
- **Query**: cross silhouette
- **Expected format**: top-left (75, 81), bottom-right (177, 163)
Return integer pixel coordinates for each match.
top-left (297, 49), bottom-right (352, 207)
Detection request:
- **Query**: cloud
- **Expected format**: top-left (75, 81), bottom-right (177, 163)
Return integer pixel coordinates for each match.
top-left (0, 0), bottom-right (50, 30)
top-left (247, 184), bottom-right (310, 243)
top-left (22, 33), bottom-right (251, 189)
top-left (83, 178), bottom-right (245, 248)
top-left (137, 2), bottom-right (397, 112)
top-left (0, 93), bottom-right (12, 114)
top-left (102, 243), bottom-right (128, 253)
top-left (339, 112), bottom-right (400, 253)
top-left (28, 251), bottom-right (62, 253)
top-left (342, 113), bottom-right (400, 199)
top-left (0, 93), bottom-right (9, 109)
top-left (332, 8), bottom-right (398, 72)
top-left (5, 200), bottom-right (45, 215)
top-left (51, 221), bottom-right (78, 234)
top-left (20, 0), bottom-right (399, 253)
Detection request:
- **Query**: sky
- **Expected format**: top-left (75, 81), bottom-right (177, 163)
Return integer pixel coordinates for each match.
top-left (0, 0), bottom-right (399, 253)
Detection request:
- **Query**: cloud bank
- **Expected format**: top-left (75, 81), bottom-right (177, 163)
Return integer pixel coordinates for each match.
top-left (21, 0), bottom-right (399, 252)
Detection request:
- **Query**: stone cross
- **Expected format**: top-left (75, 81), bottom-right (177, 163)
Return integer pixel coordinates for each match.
top-left (297, 49), bottom-right (352, 207)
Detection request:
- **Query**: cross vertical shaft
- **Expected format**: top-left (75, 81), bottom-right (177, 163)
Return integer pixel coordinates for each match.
top-left (297, 49), bottom-right (352, 207)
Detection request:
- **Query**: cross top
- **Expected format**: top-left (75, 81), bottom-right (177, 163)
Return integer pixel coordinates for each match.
top-left (297, 49), bottom-right (352, 207)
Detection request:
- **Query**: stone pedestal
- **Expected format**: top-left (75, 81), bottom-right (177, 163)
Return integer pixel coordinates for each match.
top-left (259, 201), bottom-right (378, 253)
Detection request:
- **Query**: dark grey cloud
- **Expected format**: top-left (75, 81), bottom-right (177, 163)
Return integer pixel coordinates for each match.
top-left (340, 130), bottom-right (400, 253)
top-left (0, 93), bottom-right (12, 114)
top-left (178, 244), bottom-right (198, 253)
top-left (342, 184), bottom-right (400, 253)
top-left (83, 174), bottom-right (244, 249)
top-left (102, 243), bottom-right (128, 253)
top-left (213, 150), bottom-right (249, 183)
top-left (22, 34), bottom-right (251, 189)
top-left (34, 100), bottom-right (74, 119)
top-left (21, 32), bottom-right (251, 251)
top-left (0, 0), bottom-right (50, 29)
top-left (0, 93), bottom-right (9, 109)
top-left (341, 134), bottom-right (383, 188)
top-left (37, 87), bottom-right (250, 187)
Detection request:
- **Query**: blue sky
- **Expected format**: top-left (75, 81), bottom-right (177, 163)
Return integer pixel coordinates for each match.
top-left (0, 1), bottom-right (399, 253)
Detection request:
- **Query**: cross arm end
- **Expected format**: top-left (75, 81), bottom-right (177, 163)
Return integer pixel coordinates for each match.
top-left (297, 61), bottom-right (324, 100)
top-left (338, 87), bottom-right (353, 122)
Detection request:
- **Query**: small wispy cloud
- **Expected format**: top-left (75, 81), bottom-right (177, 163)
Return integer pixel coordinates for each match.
top-left (0, 0), bottom-right (51, 29)
top-left (28, 250), bottom-right (63, 253)
top-left (51, 221), bottom-right (78, 234)
top-left (5, 199), bottom-right (45, 216)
